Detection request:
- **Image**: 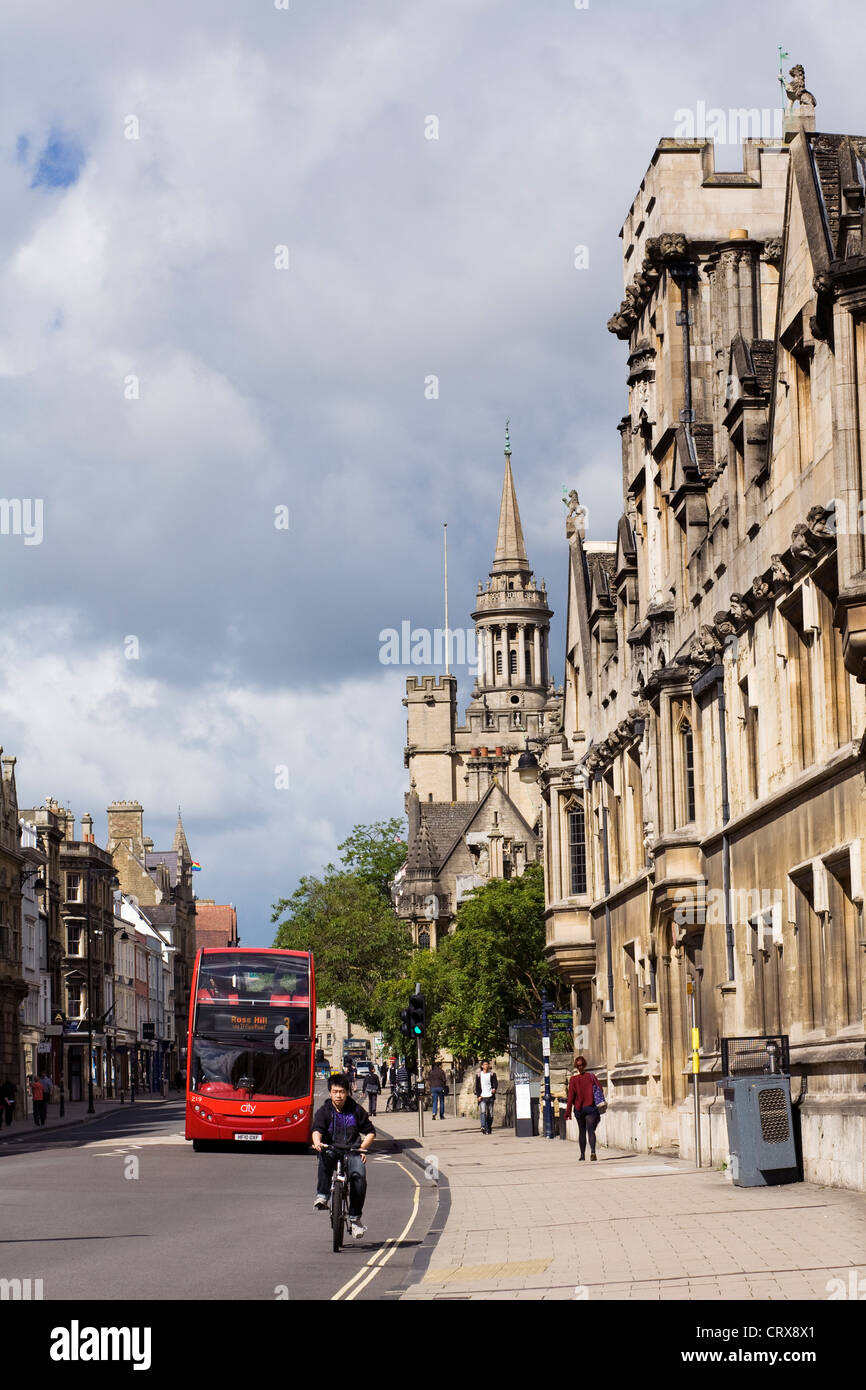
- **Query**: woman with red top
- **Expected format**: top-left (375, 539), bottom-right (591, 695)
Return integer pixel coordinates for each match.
top-left (565, 1055), bottom-right (604, 1162)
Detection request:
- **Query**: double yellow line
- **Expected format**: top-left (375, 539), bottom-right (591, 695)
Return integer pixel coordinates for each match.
top-left (332, 1161), bottom-right (421, 1300)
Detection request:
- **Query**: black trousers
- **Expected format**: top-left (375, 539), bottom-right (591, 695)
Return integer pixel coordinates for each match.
top-left (33, 1099), bottom-right (47, 1125)
top-left (316, 1150), bottom-right (367, 1217)
top-left (575, 1105), bottom-right (599, 1154)
top-left (364, 1092), bottom-right (379, 1114)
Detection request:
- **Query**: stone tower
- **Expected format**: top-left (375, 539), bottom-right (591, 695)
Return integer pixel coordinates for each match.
top-left (466, 425), bottom-right (555, 743)
top-left (403, 430), bottom-right (562, 828)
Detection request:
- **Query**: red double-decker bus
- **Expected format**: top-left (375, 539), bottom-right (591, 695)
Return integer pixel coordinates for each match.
top-left (186, 947), bottom-right (316, 1149)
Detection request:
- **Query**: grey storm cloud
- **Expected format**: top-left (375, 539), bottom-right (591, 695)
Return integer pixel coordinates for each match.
top-left (0, 0), bottom-right (860, 940)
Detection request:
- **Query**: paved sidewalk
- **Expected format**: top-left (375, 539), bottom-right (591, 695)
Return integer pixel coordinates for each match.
top-left (379, 1111), bottom-right (866, 1301)
top-left (0, 1093), bottom-right (182, 1143)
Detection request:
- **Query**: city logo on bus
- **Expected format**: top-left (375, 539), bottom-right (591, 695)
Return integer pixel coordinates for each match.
top-left (240, 1103), bottom-right (257, 1114)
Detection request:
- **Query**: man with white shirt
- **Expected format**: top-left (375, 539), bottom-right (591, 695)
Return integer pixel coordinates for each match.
top-left (474, 1061), bottom-right (498, 1134)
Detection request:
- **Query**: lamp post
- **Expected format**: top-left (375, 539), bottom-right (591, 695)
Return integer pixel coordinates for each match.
top-left (516, 735), bottom-right (547, 785)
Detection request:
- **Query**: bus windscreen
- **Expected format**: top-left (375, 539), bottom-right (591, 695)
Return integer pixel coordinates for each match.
top-left (191, 951), bottom-right (311, 1101)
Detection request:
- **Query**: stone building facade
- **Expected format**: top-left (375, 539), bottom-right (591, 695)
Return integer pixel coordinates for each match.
top-left (397, 436), bottom-right (562, 944)
top-left (57, 811), bottom-right (118, 1102)
top-left (542, 85), bottom-right (866, 1190)
top-left (106, 802), bottom-right (196, 1078)
top-left (0, 753), bottom-right (25, 1108)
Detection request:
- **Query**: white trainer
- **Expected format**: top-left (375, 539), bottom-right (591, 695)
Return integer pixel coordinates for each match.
top-left (350, 1220), bottom-right (366, 1239)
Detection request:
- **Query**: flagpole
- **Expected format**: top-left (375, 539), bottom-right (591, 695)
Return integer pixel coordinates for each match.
top-left (443, 523), bottom-right (450, 676)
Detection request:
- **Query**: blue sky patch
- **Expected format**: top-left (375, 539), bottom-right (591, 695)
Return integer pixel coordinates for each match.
top-left (30, 130), bottom-right (85, 189)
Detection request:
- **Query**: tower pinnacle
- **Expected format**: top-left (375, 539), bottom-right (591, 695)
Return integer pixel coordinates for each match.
top-left (492, 450), bottom-right (529, 576)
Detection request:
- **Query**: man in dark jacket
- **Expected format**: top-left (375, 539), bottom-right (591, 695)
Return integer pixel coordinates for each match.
top-left (429, 1061), bottom-right (447, 1120)
top-left (474, 1062), bottom-right (498, 1134)
top-left (361, 1067), bottom-right (381, 1115)
top-left (311, 1074), bottom-right (375, 1238)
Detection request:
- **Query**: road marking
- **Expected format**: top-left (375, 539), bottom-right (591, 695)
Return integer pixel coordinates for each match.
top-left (332, 1239), bottom-right (397, 1300)
top-left (83, 1134), bottom-right (186, 1150)
top-left (332, 1161), bottom-right (422, 1302)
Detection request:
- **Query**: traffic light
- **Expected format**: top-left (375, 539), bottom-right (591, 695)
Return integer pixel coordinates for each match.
top-left (407, 993), bottom-right (426, 1038)
top-left (399, 1009), bottom-right (411, 1038)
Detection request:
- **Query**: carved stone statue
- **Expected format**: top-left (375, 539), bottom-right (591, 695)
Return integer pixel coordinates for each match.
top-left (752, 575), bottom-right (771, 601)
top-left (791, 523), bottom-right (816, 560)
top-left (785, 64), bottom-right (816, 109)
top-left (729, 593), bottom-right (751, 622)
top-left (770, 554), bottom-right (791, 584)
top-left (805, 505), bottom-right (834, 539)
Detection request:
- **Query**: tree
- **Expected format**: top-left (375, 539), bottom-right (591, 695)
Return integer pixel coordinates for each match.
top-left (337, 818), bottom-right (407, 902)
top-left (271, 871), bottom-right (413, 1032)
top-left (423, 864), bottom-right (567, 1060)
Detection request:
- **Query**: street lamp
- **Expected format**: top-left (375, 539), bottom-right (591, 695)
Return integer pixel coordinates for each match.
top-left (517, 736), bottom-right (547, 784)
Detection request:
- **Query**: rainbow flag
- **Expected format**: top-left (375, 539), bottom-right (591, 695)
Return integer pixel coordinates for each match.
top-left (191, 862), bottom-right (202, 871)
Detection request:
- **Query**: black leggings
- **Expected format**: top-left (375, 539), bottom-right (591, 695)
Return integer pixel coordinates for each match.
top-left (576, 1105), bottom-right (599, 1155)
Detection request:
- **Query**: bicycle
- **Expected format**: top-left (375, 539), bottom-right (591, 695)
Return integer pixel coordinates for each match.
top-left (386, 1083), bottom-right (421, 1113)
top-left (320, 1141), bottom-right (363, 1252)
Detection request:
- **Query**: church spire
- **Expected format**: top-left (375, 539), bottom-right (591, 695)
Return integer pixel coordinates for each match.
top-left (173, 810), bottom-right (191, 862)
top-left (492, 430), bottom-right (529, 576)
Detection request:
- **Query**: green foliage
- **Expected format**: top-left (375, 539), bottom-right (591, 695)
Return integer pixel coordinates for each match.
top-left (420, 864), bottom-right (567, 1061)
top-left (271, 820), bottom-right (564, 1066)
top-left (337, 819), bottom-right (407, 902)
top-left (271, 869), bottom-right (412, 1033)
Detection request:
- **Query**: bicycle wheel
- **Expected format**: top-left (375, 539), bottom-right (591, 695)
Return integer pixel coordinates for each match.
top-left (331, 1177), bottom-right (344, 1252)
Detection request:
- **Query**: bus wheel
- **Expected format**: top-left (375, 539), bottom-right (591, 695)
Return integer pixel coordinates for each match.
top-left (192, 1139), bottom-right (213, 1152)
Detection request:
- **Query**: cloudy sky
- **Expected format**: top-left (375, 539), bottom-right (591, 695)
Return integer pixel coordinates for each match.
top-left (0, 0), bottom-right (860, 945)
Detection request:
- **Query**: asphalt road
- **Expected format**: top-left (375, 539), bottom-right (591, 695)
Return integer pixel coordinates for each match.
top-left (0, 1090), bottom-right (436, 1301)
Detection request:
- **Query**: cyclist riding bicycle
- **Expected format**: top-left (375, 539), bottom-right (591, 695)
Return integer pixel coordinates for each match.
top-left (311, 1073), bottom-right (375, 1239)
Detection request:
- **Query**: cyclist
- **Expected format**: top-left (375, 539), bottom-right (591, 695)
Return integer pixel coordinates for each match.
top-left (311, 1073), bottom-right (375, 1239)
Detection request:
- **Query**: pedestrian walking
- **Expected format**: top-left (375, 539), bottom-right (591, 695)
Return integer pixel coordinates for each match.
top-left (344, 1060), bottom-right (356, 1094)
top-left (29, 1075), bottom-right (47, 1127)
top-left (1, 1078), bottom-right (16, 1126)
top-left (474, 1061), bottom-right (498, 1134)
top-left (361, 1067), bottom-right (381, 1115)
top-left (429, 1060), bottom-right (447, 1120)
top-left (565, 1055), bottom-right (605, 1162)
top-left (39, 1070), bottom-right (53, 1102)
top-left (379, 1061), bottom-right (388, 1089)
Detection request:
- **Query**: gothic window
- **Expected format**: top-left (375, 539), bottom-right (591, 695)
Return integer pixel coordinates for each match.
top-left (567, 801), bottom-right (587, 896)
top-left (740, 680), bottom-right (759, 804)
top-left (418, 929), bottom-right (430, 950)
top-left (674, 715), bottom-right (696, 826)
top-left (682, 721), bottom-right (696, 822)
top-left (792, 344), bottom-right (813, 470)
top-left (825, 850), bottom-right (862, 1031)
top-left (781, 591), bottom-right (815, 771)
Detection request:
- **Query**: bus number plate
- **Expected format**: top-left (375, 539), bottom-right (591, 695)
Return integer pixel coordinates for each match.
top-left (234, 1133), bottom-right (263, 1142)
